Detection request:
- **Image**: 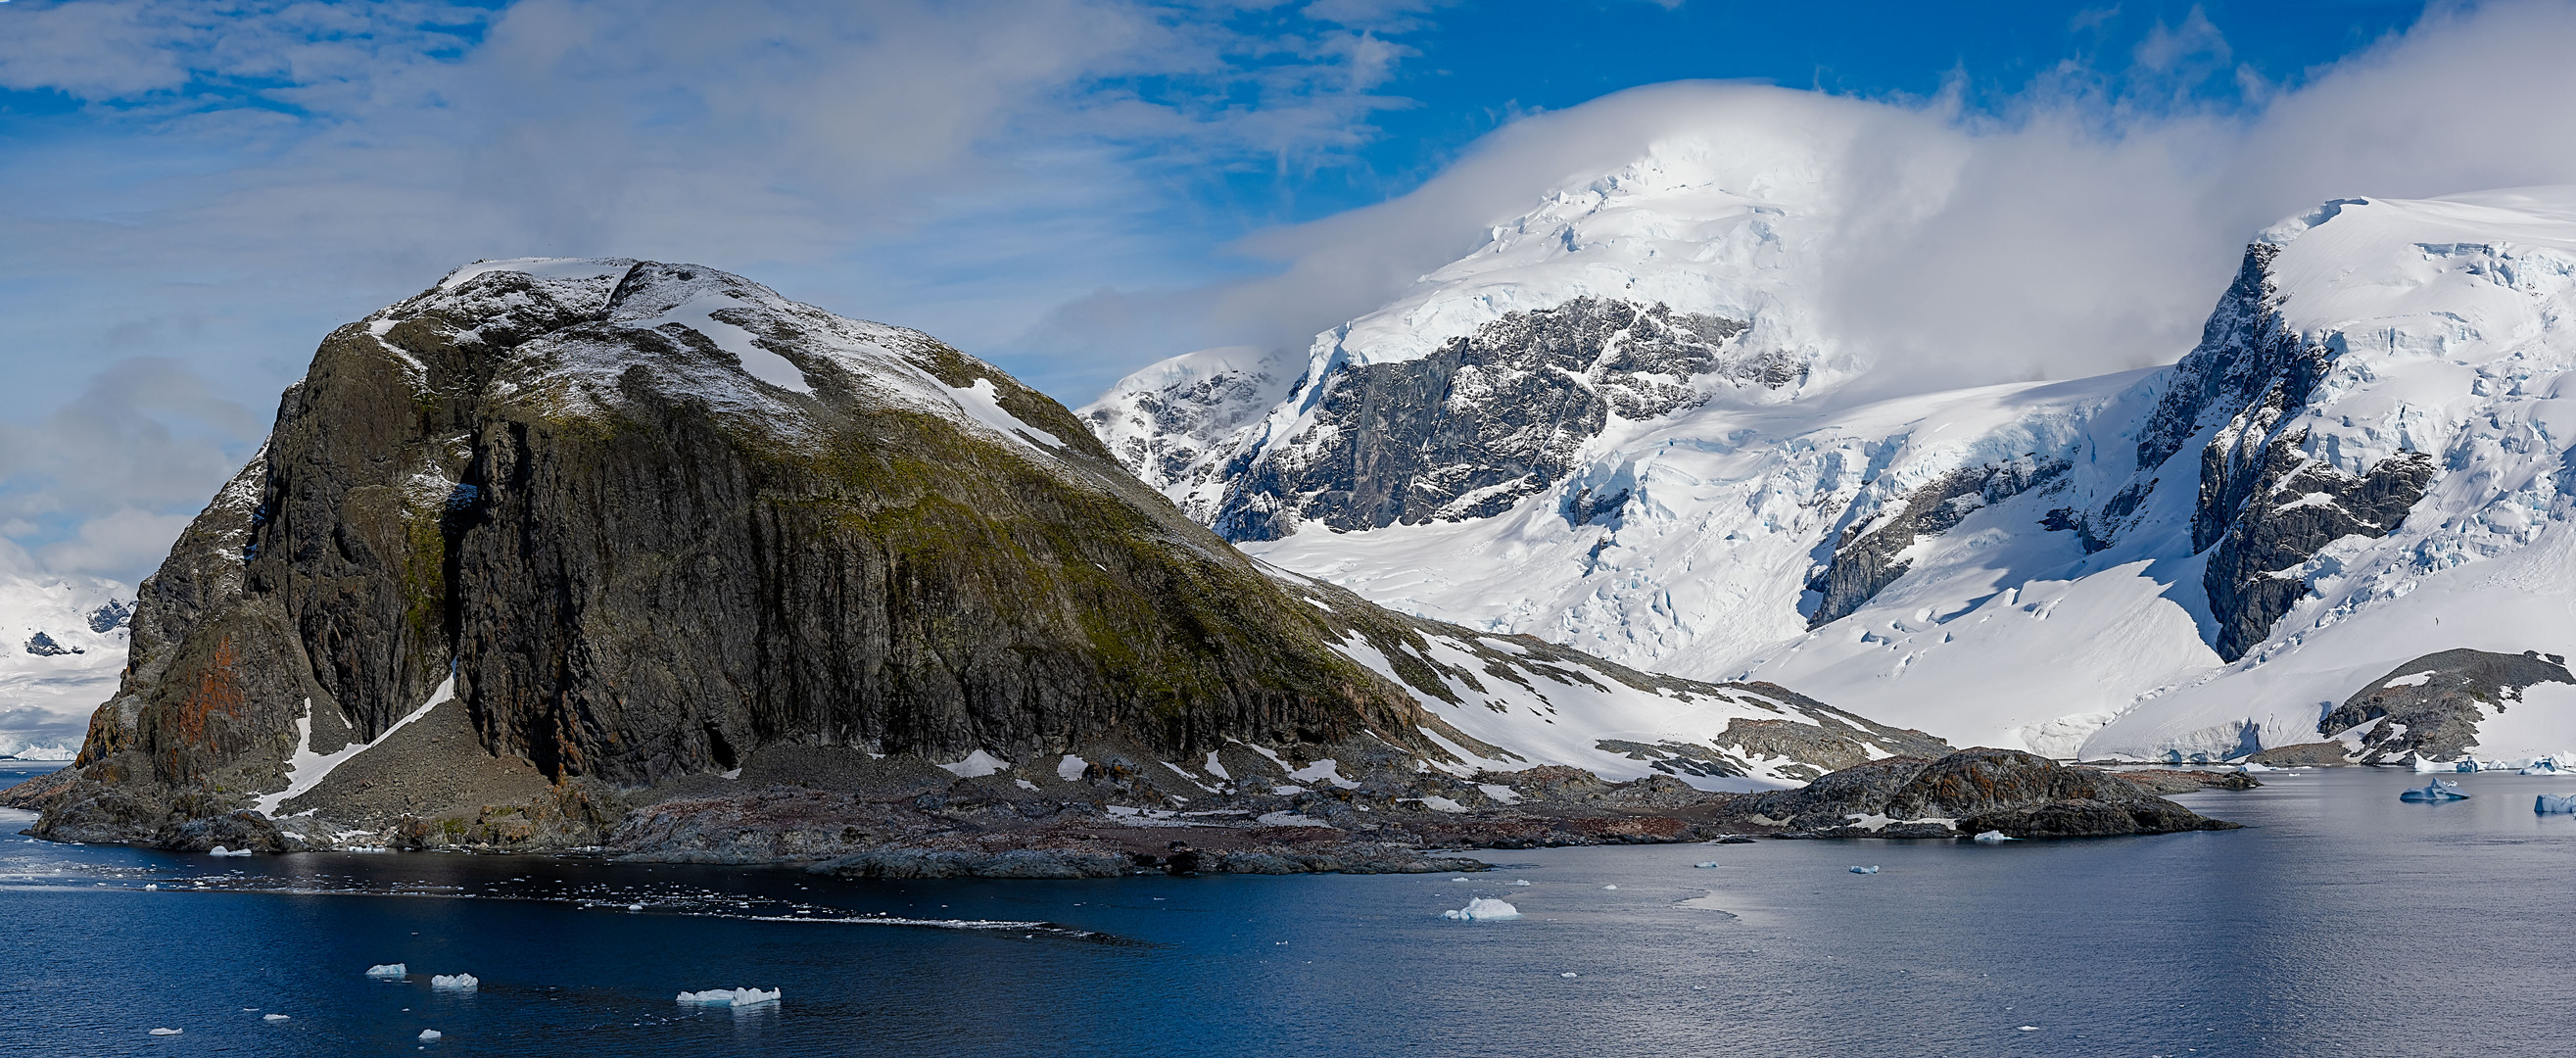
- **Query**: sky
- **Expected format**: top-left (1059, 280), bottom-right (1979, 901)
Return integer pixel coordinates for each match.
top-left (4, 0), bottom-right (2575, 587)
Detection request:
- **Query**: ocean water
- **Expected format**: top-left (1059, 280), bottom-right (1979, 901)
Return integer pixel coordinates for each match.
top-left (5, 762), bottom-right (2573, 1056)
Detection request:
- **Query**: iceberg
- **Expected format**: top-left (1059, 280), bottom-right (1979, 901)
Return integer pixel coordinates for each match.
top-left (419, 1030), bottom-right (442, 1041)
top-left (2536, 794), bottom-right (2576, 814)
top-left (1849, 865), bottom-right (1880, 874)
top-left (677, 987), bottom-right (781, 1007)
top-left (2520, 756), bottom-right (2567, 776)
top-left (207, 845), bottom-right (251, 857)
top-left (1442, 897), bottom-right (1522, 921)
top-left (364, 963), bottom-right (406, 979)
top-left (1972, 831), bottom-right (2013, 842)
top-left (2399, 779), bottom-right (2470, 802)
top-left (2411, 756), bottom-right (2457, 773)
top-left (148, 1029), bottom-right (181, 1036)
top-left (430, 973), bottom-right (478, 990)
top-left (262, 1014), bottom-right (289, 1022)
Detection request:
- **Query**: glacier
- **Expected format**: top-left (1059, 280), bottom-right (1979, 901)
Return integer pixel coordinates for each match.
top-left (1085, 135), bottom-right (2576, 768)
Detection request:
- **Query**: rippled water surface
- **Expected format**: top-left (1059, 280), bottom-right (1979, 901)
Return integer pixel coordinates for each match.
top-left (6, 763), bottom-right (2574, 1055)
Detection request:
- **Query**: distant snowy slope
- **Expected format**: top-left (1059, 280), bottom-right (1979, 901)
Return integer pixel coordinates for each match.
top-left (1092, 178), bottom-right (2576, 765)
top-left (0, 544), bottom-right (129, 759)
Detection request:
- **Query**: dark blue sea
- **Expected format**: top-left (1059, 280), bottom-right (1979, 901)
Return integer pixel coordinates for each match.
top-left (5, 759), bottom-right (2572, 1056)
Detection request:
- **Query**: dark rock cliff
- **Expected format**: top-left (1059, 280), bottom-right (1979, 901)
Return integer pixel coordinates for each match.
top-left (1212, 298), bottom-right (1766, 540)
top-left (2085, 228), bottom-right (2434, 661)
top-left (37, 261), bottom-right (1432, 847)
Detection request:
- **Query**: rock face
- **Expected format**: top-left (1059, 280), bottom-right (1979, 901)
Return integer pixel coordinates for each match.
top-left (37, 260), bottom-right (1430, 848)
top-left (1211, 298), bottom-right (1766, 541)
top-left (1721, 748), bottom-right (2239, 839)
top-left (2320, 649), bottom-right (2576, 764)
top-left (26, 258), bottom-right (1942, 857)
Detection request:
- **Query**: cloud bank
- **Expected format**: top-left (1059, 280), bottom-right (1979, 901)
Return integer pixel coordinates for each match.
top-left (1142, 2), bottom-right (2576, 401)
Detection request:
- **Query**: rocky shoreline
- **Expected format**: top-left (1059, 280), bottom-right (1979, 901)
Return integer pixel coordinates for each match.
top-left (5, 747), bottom-right (2247, 878)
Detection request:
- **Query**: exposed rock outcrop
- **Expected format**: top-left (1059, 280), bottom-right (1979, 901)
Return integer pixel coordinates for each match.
top-left (1717, 748), bottom-right (2238, 839)
top-left (37, 260), bottom-right (1431, 848)
top-left (2321, 649), bottom-right (2576, 764)
top-left (1805, 457), bottom-right (2066, 628)
top-left (1212, 298), bottom-right (1758, 541)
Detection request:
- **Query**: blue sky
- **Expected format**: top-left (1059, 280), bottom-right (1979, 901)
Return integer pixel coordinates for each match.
top-left (2, 0), bottom-right (2569, 584)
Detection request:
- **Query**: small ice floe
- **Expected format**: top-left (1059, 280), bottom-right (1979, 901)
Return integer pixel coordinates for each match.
top-left (1442, 897), bottom-right (1522, 921)
top-left (2536, 794), bottom-right (2576, 814)
top-left (1559, 972), bottom-right (1577, 978)
top-left (626, 903), bottom-right (644, 912)
top-left (2017, 1026), bottom-right (2039, 1032)
top-left (1506, 880), bottom-right (1532, 887)
top-left (430, 973), bottom-right (478, 990)
top-left (1601, 885), bottom-right (1618, 890)
top-left (1849, 865), bottom-right (1880, 874)
top-left (263, 1014), bottom-right (290, 1022)
top-left (2400, 779), bottom-right (2470, 802)
top-left (143, 884), bottom-right (158, 890)
top-left (677, 987), bottom-right (782, 1007)
top-left (418, 1029), bottom-right (442, 1041)
top-left (1693, 861), bottom-right (1718, 868)
top-left (149, 1028), bottom-right (182, 1036)
top-left (1449, 877), bottom-right (1470, 882)
top-left (1972, 831), bottom-right (2013, 843)
top-left (365, 963), bottom-right (407, 979)
top-left (2238, 762), bottom-right (2274, 773)
top-left (208, 845), bottom-right (251, 857)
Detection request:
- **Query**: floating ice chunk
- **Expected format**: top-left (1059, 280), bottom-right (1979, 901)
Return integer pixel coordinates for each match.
top-left (2017, 1026), bottom-right (2039, 1032)
top-left (2238, 762), bottom-right (2274, 773)
top-left (1506, 880), bottom-right (1532, 887)
top-left (1450, 876), bottom-right (1470, 882)
top-left (1849, 865), bottom-right (1880, 874)
top-left (1442, 897), bottom-right (1522, 921)
top-left (627, 904), bottom-right (644, 912)
top-left (143, 884), bottom-right (158, 890)
top-left (208, 845), bottom-right (251, 856)
top-left (263, 1014), bottom-right (289, 1021)
top-left (1972, 831), bottom-right (2013, 842)
top-left (419, 1029), bottom-right (442, 1041)
top-left (149, 1028), bottom-right (182, 1035)
top-left (1693, 861), bottom-right (1719, 868)
top-left (365, 963), bottom-right (407, 979)
top-left (2521, 756), bottom-right (2567, 775)
top-left (2537, 794), bottom-right (2576, 814)
top-left (1559, 972), bottom-right (1577, 978)
top-left (677, 987), bottom-right (782, 1007)
top-left (1601, 885), bottom-right (1618, 890)
top-left (2411, 756), bottom-right (2456, 774)
top-left (430, 973), bottom-right (478, 990)
top-left (2400, 779), bottom-right (2470, 802)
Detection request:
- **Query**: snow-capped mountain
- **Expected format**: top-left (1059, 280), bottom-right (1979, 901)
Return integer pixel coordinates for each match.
top-left (1087, 182), bottom-right (2576, 765)
top-left (0, 546), bottom-right (130, 759)
top-left (1084, 122), bottom-right (1875, 531)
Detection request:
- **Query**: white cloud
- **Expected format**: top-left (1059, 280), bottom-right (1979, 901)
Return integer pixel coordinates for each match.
top-left (1095, 1), bottom-right (2576, 403)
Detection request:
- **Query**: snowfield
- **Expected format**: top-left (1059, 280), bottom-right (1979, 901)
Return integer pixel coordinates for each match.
top-left (1096, 176), bottom-right (2576, 766)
